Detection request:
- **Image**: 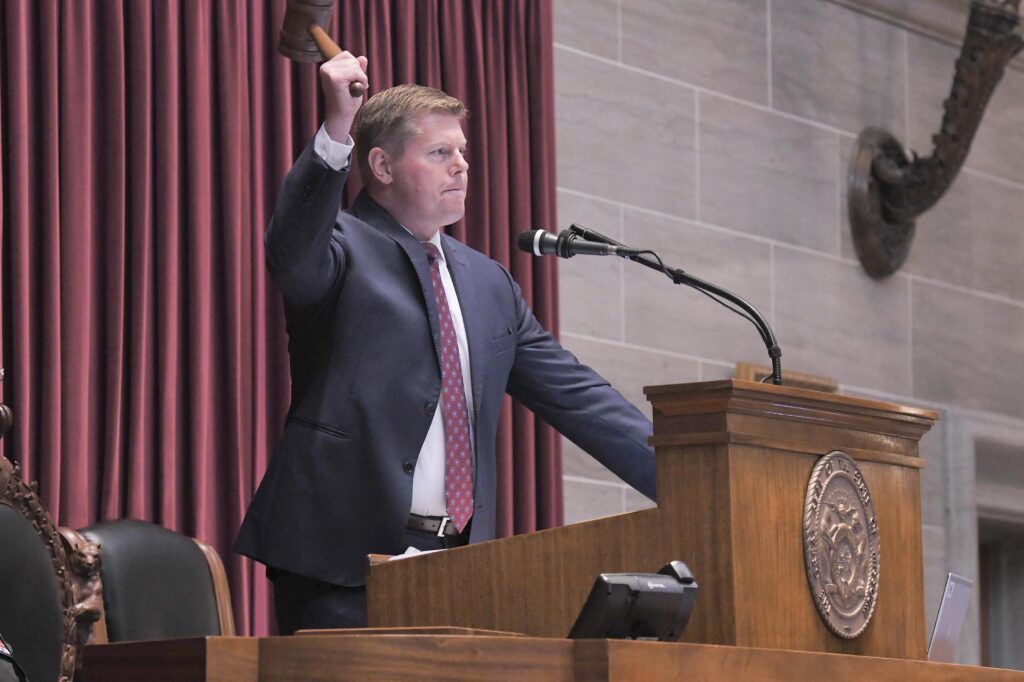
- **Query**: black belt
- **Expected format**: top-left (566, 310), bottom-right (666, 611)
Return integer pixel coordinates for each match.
top-left (407, 513), bottom-right (466, 538)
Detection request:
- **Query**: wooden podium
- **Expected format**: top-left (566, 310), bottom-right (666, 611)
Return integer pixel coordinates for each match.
top-left (83, 380), bottom-right (1024, 681)
top-left (366, 380), bottom-right (938, 659)
top-left (83, 634), bottom-right (1024, 681)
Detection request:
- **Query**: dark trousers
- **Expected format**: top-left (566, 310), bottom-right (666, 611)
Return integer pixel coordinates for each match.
top-left (270, 524), bottom-right (468, 635)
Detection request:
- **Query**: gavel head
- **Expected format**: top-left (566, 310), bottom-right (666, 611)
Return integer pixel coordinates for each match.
top-left (279, 0), bottom-right (335, 62)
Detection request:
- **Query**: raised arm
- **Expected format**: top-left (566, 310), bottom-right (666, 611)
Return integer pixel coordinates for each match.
top-left (265, 52), bottom-right (369, 309)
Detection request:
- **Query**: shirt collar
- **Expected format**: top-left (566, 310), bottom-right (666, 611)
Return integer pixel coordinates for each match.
top-left (402, 226), bottom-right (446, 264)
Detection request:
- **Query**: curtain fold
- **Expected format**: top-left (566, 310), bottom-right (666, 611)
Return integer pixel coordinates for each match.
top-left (0, 0), bottom-right (560, 635)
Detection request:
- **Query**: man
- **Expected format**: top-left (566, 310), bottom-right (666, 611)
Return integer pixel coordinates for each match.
top-left (235, 52), bottom-right (655, 634)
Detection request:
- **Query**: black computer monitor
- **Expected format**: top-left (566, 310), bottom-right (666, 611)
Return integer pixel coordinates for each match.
top-left (567, 561), bottom-right (698, 642)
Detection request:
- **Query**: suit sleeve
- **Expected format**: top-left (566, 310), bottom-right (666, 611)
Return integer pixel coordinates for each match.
top-left (264, 140), bottom-right (350, 310)
top-left (502, 272), bottom-right (657, 502)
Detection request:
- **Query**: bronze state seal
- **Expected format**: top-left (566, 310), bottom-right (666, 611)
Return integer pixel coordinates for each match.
top-left (803, 450), bottom-right (880, 639)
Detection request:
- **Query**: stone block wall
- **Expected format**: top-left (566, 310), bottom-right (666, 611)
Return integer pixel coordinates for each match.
top-left (553, 0), bottom-right (1024, 664)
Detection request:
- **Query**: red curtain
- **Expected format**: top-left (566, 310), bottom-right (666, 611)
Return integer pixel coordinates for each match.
top-left (0, 0), bottom-right (561, 635)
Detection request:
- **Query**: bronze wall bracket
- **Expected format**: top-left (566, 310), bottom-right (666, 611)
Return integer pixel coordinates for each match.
top-left (848, 1), bottom-right (1022, 278)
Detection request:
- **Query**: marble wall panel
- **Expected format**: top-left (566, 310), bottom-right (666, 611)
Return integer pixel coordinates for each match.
top-left (553, 0), bottom-right (1024, 658)
top-left (832, 0), bottom-right (972, 44)
top-left (772, 0), bottom-right (907, 137)
top-left (922, 523), bottom-right (949, 637)
top-left (839, 133), bottom-right (858, 261)
top-left (622, 210), bottom-right (773, 365)
top-left (975, 436), bottom-right (1024, 490)
top-left (943, 416), bottom-right (981, 663)
top-left (555, 48), bottom-right (696, 217)
top-left (919, 410), bottom-right (948, 528)
top-left (905, 35), bottom-right (958, 156)
top-left (907, 171), bottom-right (1024, 301)
top-left (701, 360), bottom-right (739, 381)
top-left (624, 486), bottom-right (658, 513)
top-left (564, 477), bottom-right (626, 524)
top-left (962, 67), bottom-right (1024, 187)
top-left (563, 439), bottom-right (627, 486)
top-left (908, 33), bottom-right (1024, 186)
top-left (774, 248), bottom-right (912, 394)
top-left (621, 0), bottom-right (768, 104)
top-left (699, 94), bottom-right (840, 252)
top-left (913, 282), bottom-right (1024, 418)
top-left (557, 192), bottom-right (625, 340)
top-left (553, 0), bottom-right (619, 60)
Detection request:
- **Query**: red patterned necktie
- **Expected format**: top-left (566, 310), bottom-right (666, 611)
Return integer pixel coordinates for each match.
top-left (422, 242), bottom-right (474, 532)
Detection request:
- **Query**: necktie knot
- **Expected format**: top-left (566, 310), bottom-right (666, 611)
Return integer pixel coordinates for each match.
top-left (422, 242), bottom-right (441, 263)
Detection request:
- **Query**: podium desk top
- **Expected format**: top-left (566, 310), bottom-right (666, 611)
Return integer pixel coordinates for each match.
top-left (82, 635), bottom-right (1024, 682)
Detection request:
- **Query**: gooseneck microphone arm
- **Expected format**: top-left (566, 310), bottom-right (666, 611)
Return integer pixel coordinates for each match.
top-left (569, 224), bottom-right (783, 385)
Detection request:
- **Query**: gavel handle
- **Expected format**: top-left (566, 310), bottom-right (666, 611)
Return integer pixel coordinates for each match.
top-left (309, 23), bottom-right (366, 98)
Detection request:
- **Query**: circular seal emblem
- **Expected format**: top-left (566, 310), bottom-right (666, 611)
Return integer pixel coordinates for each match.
top-left (803, 450), bottom-right (880, 639)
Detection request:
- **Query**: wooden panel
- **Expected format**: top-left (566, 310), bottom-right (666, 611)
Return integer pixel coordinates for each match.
top-left (83, 637), bottom-right (258, 682)
top-left (258, 634), bottom-right (573, 682)
top-left (728, 446), bottom-right (926, 658)
top-left (729, 445), bottom-right (813, 651)
top-left (295, 626), bottom-right (524, 637)
top-left (204, 639), bottom-right (259, 682)
top-left (649, 443), bottom-right (738, 645)
top-left (649, 431), bottom-right (926, 468)
top-left (645, 380), bottom-right (937, 421)
top-left (367, 380), bottom-right (936, 659)
top-left (646, 380), bottom-right (935, 459)
top-left (367, 508), bottom-right (662, 637)
top-left (193, 538), bottom-right (236, 637)
top-left (584, 640), bottom-right (1024, 682)
top-left (79, 635), bottom-right (1024, 682)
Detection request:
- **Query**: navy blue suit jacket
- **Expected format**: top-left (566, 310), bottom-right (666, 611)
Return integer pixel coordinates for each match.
top-left (235, 141), bottom-right (655, 586)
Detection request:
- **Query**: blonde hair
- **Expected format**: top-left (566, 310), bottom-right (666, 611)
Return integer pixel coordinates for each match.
top-left (353, 84), bottom-right (467, 184)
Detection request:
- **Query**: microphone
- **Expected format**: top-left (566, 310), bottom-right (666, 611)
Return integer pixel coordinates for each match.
top-left (517, 229), bottom-right (641, 259)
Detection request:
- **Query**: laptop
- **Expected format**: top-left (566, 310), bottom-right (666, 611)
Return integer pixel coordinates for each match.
top-left (927, 572), bottom-right (974, 663)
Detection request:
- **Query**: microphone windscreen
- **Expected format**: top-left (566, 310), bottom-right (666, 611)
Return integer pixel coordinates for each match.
top-left (517, 230), bottom-right (542, 254)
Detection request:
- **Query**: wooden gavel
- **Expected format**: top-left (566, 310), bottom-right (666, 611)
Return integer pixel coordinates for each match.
top-left (278, 0), bottom-right (365, 97)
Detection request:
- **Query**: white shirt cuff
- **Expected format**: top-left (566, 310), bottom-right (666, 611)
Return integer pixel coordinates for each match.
top-left (314, 124), bottom-right (354, 171)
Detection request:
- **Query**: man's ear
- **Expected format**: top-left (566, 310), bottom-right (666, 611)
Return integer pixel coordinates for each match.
top-left (367, 147), bottom-right (393, 185)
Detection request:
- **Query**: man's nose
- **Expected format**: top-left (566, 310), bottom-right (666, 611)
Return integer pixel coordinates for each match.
top-left (452, 150), bottom-right (469, 173)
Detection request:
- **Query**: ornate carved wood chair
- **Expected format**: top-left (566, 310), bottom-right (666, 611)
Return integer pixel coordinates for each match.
top-left (78, 519), bottom-right (235, 642)
top-left (0, 456), bottom-right (79, 682)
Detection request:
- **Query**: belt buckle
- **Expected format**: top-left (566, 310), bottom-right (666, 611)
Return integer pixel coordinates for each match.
top-left (436, 516), bottom-right (451, 538)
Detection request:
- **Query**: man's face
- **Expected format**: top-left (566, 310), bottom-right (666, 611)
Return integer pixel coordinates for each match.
top-left (382, 112), bottom-right (468, 239)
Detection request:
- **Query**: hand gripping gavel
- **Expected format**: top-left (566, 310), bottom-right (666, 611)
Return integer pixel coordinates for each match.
top-left (278, 0), bottom-right (365, 97)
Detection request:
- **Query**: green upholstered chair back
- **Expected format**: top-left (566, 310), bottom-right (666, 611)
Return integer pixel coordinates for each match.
top-left (0, 456), bottom-right (77, 682)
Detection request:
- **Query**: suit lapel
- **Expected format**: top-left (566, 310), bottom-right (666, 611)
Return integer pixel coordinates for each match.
top-left (348, 191), bottom-right (485, 428)
top-left (349, 191), bottom-right (442, 369)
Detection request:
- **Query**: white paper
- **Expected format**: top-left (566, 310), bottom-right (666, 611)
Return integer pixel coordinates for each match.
top-left (388, 546), bottom-right (443, 561)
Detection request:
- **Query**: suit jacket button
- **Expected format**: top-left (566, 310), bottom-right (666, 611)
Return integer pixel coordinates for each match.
top-left (425, 402), bottom-right (436, 416)
top-left (402, 460), bottom-right (415, 474)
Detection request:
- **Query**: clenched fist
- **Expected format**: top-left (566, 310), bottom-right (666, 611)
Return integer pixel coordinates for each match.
top-left (320, 52), bottom-right (369, 142)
